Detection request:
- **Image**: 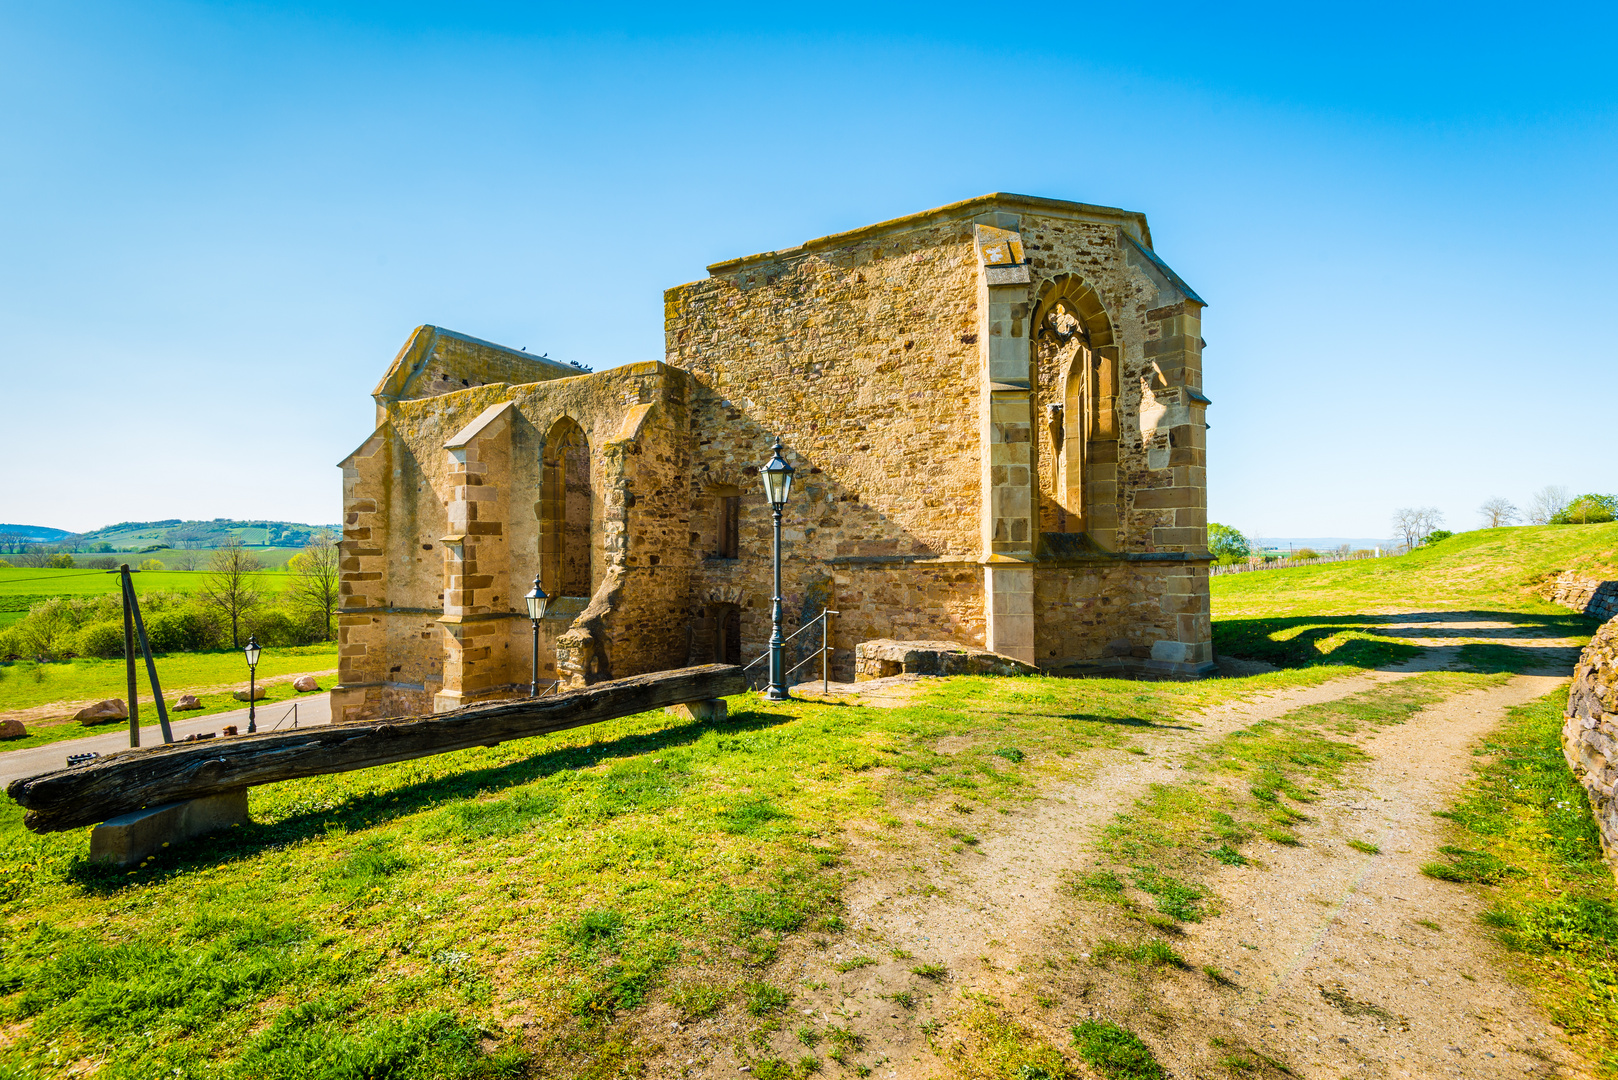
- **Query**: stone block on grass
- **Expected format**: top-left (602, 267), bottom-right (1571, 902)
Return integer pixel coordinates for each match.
top-left (88, 789), bottom-right (250, 868)
top-left (232, 687), bottom-right (267, 702)
top-left (173, 695), bottom-right (204, 711)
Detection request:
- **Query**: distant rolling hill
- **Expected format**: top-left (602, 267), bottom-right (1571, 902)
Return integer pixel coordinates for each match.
top-left (0, 525), bottom-right (71, 543)
top-left (1, 519), bottom-right (340, 551)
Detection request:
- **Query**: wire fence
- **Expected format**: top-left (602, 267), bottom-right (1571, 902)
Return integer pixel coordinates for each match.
top-left (1211, 550), bottom-right (1382, 576)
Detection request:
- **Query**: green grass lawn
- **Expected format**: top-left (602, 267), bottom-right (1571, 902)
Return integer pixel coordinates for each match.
top-left (0, 663), bottom-right (1351, 1078)
top-left (0, 644), bottom-right (337, 713)
top-left (0, 525), bottom-right (1608, 1076)
top-left (0, 566), bottom-right (296, 599)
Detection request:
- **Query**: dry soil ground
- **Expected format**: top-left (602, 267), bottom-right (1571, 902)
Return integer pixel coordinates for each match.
top-left (645, 615), bottom-right (1595, 1079)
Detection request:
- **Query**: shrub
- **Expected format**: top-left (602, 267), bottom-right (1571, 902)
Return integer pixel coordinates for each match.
top-left (1552, 493), bottom-right (1617, 525)
top-left (13, 598), bottom-right (80, 658)
top-left (136, 558), bottom-right (165, 572)
top-left (46, 553), bottom-right (75, 569)
top-left (145, 609), bottom-right (211, 653)
top-left (246, 606), bottom-right (318, 648)
top-left (1295, 548), bottom-right (1318, 561)
top-left (1424, 530), bottom-right (1454, 544)
top-left (83, 556), bottom-right (119, 570)
top-left (74, 620), bottom-right (127, 659)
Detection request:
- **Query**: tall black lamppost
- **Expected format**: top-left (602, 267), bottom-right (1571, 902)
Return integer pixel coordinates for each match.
top-left (760, 438), bottom-right (795, 700)
top-left (524, 574), bottom-right (549, 697)
top-left (243, 634), bottom-right (261, 733)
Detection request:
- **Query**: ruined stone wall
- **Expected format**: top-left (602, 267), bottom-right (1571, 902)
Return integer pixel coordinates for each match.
top-left (1563, 616), bottom-right (1618, 880)
top-left (666, 218), bottom-right (986, 666)
top-left (1546, 570), bottom-right (1618, 622)
top-left (332, 363), bottom-right (695, 720)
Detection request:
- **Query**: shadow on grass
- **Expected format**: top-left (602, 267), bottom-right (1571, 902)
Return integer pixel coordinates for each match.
top-left (1214, 609), bottom-right (1597, 670)
top-left (66, 705), bottom-right (799, 892)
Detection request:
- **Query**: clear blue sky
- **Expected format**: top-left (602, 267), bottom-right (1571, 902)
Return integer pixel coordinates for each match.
top-left (3, 2), bottom-right (1614, 540)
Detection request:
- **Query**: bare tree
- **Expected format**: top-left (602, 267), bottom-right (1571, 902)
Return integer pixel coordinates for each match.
top-left (1527, 485), bottom-right (1570, 525)
top-left (1392, 506), bottom-right (1444, 553)
top-left (1478, 497), bottom-right (1519, 529)
top-left (200, 538), bottom-right (262, 648)
top-left (171, 548), bottom-right (202, 572)
top-left (289, 529), bottom-right (340, 641)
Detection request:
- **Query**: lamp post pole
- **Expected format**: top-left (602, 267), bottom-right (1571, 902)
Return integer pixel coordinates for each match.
top-left (244, 634), bottom-right (261, 734)
top-left (759, 439), bottom-right (795, 701)
top-left (524, 574), bottom-right (549, 698)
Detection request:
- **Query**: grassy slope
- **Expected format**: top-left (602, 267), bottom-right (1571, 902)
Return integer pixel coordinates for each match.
top-left (1210, 523), bottom-right (1615, 667)
top-left (1214, 523), bottom-right (1618, 618)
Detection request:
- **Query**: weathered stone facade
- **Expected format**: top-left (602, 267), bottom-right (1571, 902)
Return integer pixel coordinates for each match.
top-left (1563, 616), bottom-right (1618, 881)
top-left (332, 194), bottom-right (1215, 722)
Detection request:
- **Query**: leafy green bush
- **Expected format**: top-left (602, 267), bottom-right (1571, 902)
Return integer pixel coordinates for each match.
top-left (1295, 548), bottom-right (1318, 560)
top-left (74, 620), bottom-right (126, 659)
top-left (145, 609), bottom-right (211, 653)
top-left (1552, 493), bottom-right (1617, 525)
top-left (1424, 530), bottom-right (1454, 544)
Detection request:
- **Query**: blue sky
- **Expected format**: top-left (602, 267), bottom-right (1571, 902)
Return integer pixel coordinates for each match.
top-left (3, 2), bottom-right (1614, 540)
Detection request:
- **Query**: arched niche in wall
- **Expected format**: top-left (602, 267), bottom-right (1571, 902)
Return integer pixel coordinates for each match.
top-left (539, 416), bottom-right (592, 597)
top-left (1032, 273), bottom-right (1119, 543)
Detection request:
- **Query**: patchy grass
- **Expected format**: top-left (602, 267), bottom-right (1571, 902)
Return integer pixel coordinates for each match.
top-left (1080, 672), bottom-right (1509, 938)
top-left (947, 1003), bottom-right (1074, 1079)
top-left (1070, 1019), bottom-right (1166, 1080)
top-left (1433, 687), bottom-right (1618, 1070)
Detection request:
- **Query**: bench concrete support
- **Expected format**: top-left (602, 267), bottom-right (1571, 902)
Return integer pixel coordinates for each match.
top-left (663, 699), bottom-right (727, 722)
top-left (89, 790), bottom-right (249, 867)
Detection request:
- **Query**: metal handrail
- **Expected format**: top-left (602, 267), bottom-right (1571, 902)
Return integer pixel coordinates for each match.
top-left (741, 615), bottom-right (826, 670)
top-left (743, 609), bottom-right (841, 692)
top-left (268, 702), bottom-right (299, 731)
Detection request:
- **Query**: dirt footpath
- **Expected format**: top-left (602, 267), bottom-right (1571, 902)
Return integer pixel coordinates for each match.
top-left (674, 617), bottom-right (1595, 1079)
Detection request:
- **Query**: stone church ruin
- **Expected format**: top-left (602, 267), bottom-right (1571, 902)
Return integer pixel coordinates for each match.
top-left (331, 193), bottom-right (1213, 722)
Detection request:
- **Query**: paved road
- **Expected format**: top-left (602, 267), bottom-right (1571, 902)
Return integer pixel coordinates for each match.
top-left (0, 693), bottom-right (332, 786)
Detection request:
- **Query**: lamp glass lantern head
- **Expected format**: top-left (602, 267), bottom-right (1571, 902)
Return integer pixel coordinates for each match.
top-left (524, 575), bottom-right (549, 621)
top-left (759, 438), bottom-right (795, 508)
top-left (243, 635), bottom-right (261, 668)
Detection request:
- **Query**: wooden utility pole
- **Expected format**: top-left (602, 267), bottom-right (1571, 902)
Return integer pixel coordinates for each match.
top-left (116, 566), bottom-right (174, 748)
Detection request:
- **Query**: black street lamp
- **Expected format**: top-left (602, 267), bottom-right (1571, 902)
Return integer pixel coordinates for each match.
top-left (243, 634), bottom-right (261, 733)
top-left (524, 574), bottom-right (549, 697)
top-left (760, 438), bottom-right (795, 701)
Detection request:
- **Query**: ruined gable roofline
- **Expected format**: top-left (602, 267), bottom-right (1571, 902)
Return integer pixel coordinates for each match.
top-left (371, 324), bottom-right (577, 403)
top-left (703, 192), bottom-right (1153, 276)
top-left (1122, 232), bottom-right (1206, 307)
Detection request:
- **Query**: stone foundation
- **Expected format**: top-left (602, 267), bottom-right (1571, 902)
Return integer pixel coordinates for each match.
top-left (853, 639), bottom-right (1038, 681)
top-left (1563, 616), bottom-right (1618, 881)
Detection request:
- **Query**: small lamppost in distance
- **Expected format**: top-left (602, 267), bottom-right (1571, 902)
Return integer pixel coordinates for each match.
top-left (525, 574), bottom-right (549, 697)
top-left (243, 634), bottom-right (261, 733)
top-left (760, 438), bottom-right (796, 700)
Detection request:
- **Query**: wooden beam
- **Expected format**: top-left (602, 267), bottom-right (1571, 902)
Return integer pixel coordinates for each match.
top-left (8, 665), bottom-right (747, 834)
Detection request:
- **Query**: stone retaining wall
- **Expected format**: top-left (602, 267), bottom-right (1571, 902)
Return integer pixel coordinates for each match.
top-left (1563, 616), bottom-right (1618, 879)
top-left (1545, 570), bottom-right (1618, 621)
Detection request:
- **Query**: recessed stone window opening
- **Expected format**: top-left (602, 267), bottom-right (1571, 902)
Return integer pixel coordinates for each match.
top-left (539, 416), bottom-right (592, 598)
top-left (695, 479), bottom-right (743, 560)
top-left (1034, 274), bottom-right (1118, 545)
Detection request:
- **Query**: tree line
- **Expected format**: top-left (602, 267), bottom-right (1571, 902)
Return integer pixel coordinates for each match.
top-left (0, 533), bottom-right (340, 661)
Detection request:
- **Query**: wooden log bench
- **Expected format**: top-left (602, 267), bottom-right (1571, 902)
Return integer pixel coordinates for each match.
top-left (7, 664), bottom-right (746, 863)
